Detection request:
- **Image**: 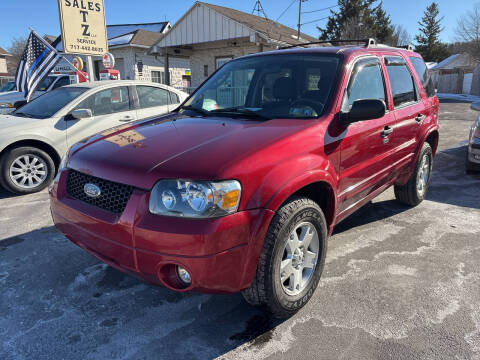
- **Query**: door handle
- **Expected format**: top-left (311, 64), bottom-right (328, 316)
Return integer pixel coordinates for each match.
top-left (381, 126), bottom-right (393, 137)
top-left (119, 115), bottom-right (133, 122)
top-left (415, 114), bottom-right (426, 123)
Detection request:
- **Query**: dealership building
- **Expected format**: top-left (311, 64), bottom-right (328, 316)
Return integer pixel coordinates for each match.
top-left (149, 2), bottom-right (317, 88)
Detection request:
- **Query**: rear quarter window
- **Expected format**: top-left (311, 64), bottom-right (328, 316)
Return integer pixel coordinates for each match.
top-left (410, 56), bottom-right (436, 98)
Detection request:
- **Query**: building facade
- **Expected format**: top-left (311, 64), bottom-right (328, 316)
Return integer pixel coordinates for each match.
top-left (150, 2), bottom-right (318, 88)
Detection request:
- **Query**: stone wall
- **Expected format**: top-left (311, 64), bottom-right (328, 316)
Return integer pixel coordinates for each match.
top-left (189, 40), bottom-right (274, 88)
top-left (108, 47), bottom-right (190, 87)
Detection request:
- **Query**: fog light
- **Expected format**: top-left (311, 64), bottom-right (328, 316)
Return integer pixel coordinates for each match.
top-left (177, 266), bottom-right (191, 285)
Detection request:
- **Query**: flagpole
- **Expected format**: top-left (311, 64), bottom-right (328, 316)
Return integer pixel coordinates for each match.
top-left (28, 27), bottom-right (83, 74)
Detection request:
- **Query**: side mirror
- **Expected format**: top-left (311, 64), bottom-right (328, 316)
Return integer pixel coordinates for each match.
top-left (13, 100), bottom-right (27, 109)
top-left (71, 109), bottom-right (93, 120)
top-left (339, 99), bottom-right (386, 126)
top-left (471, 102), bottom-right (480, 112)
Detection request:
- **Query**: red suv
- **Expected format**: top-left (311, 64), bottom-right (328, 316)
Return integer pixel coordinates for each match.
top-left (50, 43), bottom-right (439, 318)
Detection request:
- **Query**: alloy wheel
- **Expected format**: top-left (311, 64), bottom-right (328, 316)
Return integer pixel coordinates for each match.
top-left (9, 154), bottom-right (48, 189)
top-left (280, 221), bottom-right (319, 296)
top-left (416, 153), bottom-right (430, 196)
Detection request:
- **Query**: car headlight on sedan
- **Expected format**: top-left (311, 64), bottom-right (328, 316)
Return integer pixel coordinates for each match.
top-left (149, 179), bottom-right (241, 218)
top-left (0, 103), bottom-right (13, 108)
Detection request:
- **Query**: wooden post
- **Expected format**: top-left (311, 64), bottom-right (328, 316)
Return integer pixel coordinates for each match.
top-left (165, 52), bottom-right (170, 86)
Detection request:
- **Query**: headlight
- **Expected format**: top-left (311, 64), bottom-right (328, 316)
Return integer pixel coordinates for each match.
top-left (149, 179), bottom-right (241, 218)
top-left (0, 103), bottom-right (13, 108)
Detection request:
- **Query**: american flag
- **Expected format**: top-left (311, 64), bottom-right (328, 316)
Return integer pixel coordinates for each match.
top-left (15, 31), bottom-right (61, 101)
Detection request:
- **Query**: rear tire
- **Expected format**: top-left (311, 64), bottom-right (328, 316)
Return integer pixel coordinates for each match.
top-left (0, 147), bottom-right (55, 195)
top-left (394, 142), bottom-right (432, 206)
top-left (242, 197), bottom-right (327, 318)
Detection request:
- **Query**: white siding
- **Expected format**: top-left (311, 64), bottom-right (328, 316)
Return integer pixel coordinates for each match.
top-left (156, 3), bottom-right (255, 47)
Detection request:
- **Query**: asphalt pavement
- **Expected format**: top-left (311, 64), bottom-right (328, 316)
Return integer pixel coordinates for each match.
top-left (1, 99), bottom-right (479, 360)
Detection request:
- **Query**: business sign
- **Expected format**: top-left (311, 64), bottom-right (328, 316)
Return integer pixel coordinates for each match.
top-left (102, 52), bottom-right (114, 69)
top-left (57, 0), bottom-right (108, 56)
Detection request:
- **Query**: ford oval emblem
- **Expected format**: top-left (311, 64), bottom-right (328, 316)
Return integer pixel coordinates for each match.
top-left (84, 183), bottom-right (101, 198)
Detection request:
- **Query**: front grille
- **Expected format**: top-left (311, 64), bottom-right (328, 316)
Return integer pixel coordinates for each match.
top-left (66, 170), bottom-right (134, 214)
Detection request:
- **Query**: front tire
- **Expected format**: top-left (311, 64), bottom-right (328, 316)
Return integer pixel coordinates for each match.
top-left (242, 197), bottom-right (327, 318)
top-left (394, 142), bottom-right (433, 206)
top-left (0, 147), bottom-right (55, 195)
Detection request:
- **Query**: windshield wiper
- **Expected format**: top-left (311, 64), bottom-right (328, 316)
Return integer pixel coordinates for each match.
top-left (179, 105), bottom-right (212, 117)
top-left (13, 112), bottom-right (35, 118)
top-left (210, 107), bottom-right (271, 120)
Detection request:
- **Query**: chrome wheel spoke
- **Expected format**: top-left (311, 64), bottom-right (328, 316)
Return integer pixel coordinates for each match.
top-left (281, 259), bottom-right (294, 282)
top-left (9, 154), bottom-right (48, 189)
top-left (304, 251), bottom-right (317, 269)
top-left (290, 269), bottom-right (302, 292)
top-left (299, 224), bottom-right (314, 248)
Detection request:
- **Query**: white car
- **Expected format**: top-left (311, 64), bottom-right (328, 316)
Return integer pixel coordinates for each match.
top-left (0, 74), bottom-right (71, 114)
top-left (0, 80), bottom-right (188, 194)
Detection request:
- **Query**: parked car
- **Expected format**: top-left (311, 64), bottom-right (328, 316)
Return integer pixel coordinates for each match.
top-left (0, 81), bottom-right (16, 93)
top-left (467, 102), bottom-right (480, 172)
top-left (0, 74), bottom-right (70, 114)
top-left (50, 44), bottom-right (439, 318)
top-left (0, 81), bottom-right (187, 194)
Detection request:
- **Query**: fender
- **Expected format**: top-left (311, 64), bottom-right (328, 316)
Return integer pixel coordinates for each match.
top-left (396, 124), bottom-right (439, 185)
top-left (0, 134), bottom-right (62, 157)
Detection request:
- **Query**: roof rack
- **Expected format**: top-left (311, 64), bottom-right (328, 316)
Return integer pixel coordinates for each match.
top-left (396, 44), bottom-right (414, 51)
top-left (279, 38), bottom-right (376, 50)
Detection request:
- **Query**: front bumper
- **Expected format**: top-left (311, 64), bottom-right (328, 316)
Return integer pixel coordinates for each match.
top-left (50, 170), bottom-right (274, 293)
top-left (467, 144), bottom-right (480, 170)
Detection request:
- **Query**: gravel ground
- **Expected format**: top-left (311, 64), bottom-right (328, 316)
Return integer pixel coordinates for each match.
top-left (1, 100), bottom-right (479, 360)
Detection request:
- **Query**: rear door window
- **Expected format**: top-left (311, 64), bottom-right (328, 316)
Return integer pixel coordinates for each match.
top-left (137, 86), bottom-right (169, 108)
top-left (342, 57), bottom-right (386, 112)
top-left (409, 57), bottom-right (435, 98)
top-left (385, 57), bottom-right (418, 108)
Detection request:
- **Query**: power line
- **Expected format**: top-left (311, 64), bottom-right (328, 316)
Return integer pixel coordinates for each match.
top-left (301, 16), bottom-right (330, 26)
top-left (302, 4), bottom-right (338, 14)
top-left (276, 0), bottom-right (297, 22)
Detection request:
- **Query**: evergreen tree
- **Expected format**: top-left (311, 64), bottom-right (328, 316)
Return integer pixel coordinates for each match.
top-left (318, 0), bottom-right (393, 43)
top-left (415, 2), bottom-right (449, 61)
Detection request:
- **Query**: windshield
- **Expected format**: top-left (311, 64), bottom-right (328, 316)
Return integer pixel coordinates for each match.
top-left (13, 87), bottom-right (88, 119)
top-left (0, 82), bottom-right (15, 92)
top-left (37, 76), bottom-right (56, 92)
top-left (181, 53), bottom-right (341, 119)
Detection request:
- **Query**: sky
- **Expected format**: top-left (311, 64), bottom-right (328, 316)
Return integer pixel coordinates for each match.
top-left (0, 0), bottom-right (475, 50)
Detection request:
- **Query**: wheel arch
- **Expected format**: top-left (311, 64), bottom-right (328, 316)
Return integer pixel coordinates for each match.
top-left (0, 139), bottom-right (61, 171)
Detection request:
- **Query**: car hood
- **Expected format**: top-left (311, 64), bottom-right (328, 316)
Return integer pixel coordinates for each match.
top-left (0, 91), bottom-right (25, 103)
top-left (0, 114), bottom-right (46, 130)
top-left (68, 113), bottom-right (317, 189)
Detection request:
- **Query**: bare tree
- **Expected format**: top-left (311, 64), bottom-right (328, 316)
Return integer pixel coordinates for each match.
top-left (7, 36), bottom-right (28, 74)
top-left (390, 25), bottom-right (411, 46)
top-left (455, 3), bottom-right (480, 60)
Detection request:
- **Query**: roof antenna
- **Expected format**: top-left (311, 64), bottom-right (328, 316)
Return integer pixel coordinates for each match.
top-left (252, 0), bottom-right (268, 19)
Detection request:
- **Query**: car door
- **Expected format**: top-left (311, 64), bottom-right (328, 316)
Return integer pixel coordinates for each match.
top-left (135, 85), bottom-right (170, 120)
top-left (383, 56), bottom-right (425, 168)
top-left (65, 86), bottom-right (137, 147)
top-left (337, 56), bottom-right (395, 213)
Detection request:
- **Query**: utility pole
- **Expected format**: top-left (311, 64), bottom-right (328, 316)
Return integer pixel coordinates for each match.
top-left (297, 0), bottom-right (306, 40)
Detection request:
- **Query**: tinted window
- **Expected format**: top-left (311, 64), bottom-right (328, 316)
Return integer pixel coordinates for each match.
top-left (343, 58), bottom-right (385, 111)
top-left (183, 54), bottom-right (340, 119)
top-left (52, 76), bottom-right (70, 90)
top-left (386, 57), bottom-right (417, 108)
top-left (13, 87), bottom-right (88, 119)
top-left (76, 87), bottom-right (130, 116)
top-left (170, 91), bottom-right (180, 104)
top-left (37, 76), bottom-right (56, 91)
top-left (137, 86), bottom-right (169, 108)
top-left (410, 57), bottom-right (435, 98)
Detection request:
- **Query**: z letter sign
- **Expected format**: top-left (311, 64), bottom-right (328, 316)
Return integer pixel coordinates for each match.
top-left (57, 0), bottom-right (108, 56)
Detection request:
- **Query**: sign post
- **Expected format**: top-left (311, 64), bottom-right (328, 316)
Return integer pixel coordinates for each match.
top-left (57, 0), bottom-right (108, 82)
